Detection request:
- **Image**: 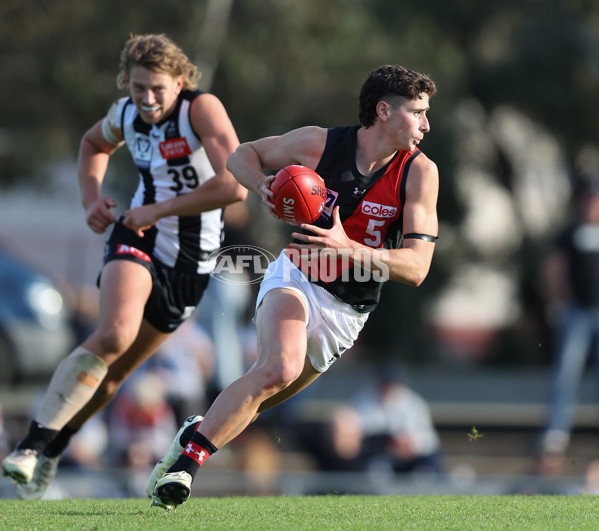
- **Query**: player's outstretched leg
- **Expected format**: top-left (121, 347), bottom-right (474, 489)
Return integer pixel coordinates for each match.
top-left (1, 449), bottom-right (40, 484)
top-left (147, 415), bottom-right (203, 499)
top-left (15, 454), bottom-right (61, 500)
top-left (151, 421), bottom-right (217, 512)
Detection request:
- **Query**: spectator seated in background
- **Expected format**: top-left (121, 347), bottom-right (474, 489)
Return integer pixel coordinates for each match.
top-left (307, 405), bottom-right (366, 473)
top-left (304, 366), bottom-right (443, 478)
top-left (351, 366), bottom-right (442, 476)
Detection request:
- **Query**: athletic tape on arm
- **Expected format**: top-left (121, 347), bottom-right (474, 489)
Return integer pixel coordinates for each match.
top-left (101, 102), bottom-right (125, 146)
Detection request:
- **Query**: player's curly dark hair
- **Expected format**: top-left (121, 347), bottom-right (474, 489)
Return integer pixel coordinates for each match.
top-left (116, 33), bottom-right (200, 91)
top-left (358, 65), bottom-right (436, 128)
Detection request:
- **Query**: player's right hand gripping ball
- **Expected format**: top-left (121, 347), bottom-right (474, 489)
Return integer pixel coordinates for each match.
top-left (270, 165), bottom-right (327, 225)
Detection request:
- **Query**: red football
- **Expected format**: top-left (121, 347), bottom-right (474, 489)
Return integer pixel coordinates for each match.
top-left (270, 165), bottom-right (327, 225)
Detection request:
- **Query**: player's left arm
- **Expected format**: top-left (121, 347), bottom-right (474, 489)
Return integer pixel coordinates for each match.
top-left (386, 153), bottom-right (439, 285)
top-left (123, 93), bottom-right (247, 236)
top-left (290, 154), bottom-right (439, 287)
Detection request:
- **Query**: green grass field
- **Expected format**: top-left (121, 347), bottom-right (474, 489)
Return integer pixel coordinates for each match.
top-left (0, 495), bottom-right (598, 530)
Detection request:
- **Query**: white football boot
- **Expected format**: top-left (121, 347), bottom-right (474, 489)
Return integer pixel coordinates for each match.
top-left (152, 471), bottom-right (192, 512)
top-left (1, 449), bottom-right (39, 484)
top-left (16, 454), bottom-right (60, 500)
top-left (146, 415), bottom-right (203, 498)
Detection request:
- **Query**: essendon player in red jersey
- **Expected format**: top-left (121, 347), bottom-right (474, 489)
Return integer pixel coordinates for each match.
top-left (151, 64), bottom-right (438, 510)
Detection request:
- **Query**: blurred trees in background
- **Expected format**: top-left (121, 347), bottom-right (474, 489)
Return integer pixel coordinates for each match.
top-left (1, 0), bottom-right (598, 367)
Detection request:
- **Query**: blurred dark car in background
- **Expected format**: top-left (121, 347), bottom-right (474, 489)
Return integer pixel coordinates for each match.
top-left (0, 249), bottom-right (74, 385)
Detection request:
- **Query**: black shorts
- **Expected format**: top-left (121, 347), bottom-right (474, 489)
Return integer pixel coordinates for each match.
top-left (101, 218), bottom-right (210, 333)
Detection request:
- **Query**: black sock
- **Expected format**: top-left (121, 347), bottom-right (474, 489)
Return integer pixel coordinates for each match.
top-left (167, 432), bottom-right (218, 480)
top-left (44, 425), bottom-right (80, 458)
top-left (17, 421), bottom-right (59, 454)
top-left (178, 421), bottom-right (201, 448)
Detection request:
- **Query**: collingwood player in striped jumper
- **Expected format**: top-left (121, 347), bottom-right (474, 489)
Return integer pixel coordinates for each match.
top-left (150, 64), bottom-right (439, 511)
top-left (2, 33), bottom-right (247, 498)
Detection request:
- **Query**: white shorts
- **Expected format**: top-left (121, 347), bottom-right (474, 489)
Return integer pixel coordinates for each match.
top-left (255, 251), bottom-right (370, 373)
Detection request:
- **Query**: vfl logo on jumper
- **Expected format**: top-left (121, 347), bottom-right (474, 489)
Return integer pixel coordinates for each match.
top-left (134, 133), bottom-right (152, 168)
top-left (159, 137), bottom-right (192, 159)
top-left (209, 245), bottom-right (277, 285)
top-left (185, 442), bottom-right (207, 465)
top-left (116, 244), bottom-right (151, 262)
top-left (321, 188), bottom-right (339, 219)
top-left (361, 201), bottom-right (397, 218)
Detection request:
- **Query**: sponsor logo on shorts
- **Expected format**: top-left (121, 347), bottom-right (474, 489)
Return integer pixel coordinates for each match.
top-left (361, 200), bottom-right (397, 218)
top-left (209, 245), bottom-right (277, 285)
top-left (116, 244), bottom-right (151, 262)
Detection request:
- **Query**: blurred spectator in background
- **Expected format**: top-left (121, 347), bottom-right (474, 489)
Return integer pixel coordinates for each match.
top-left (582, 459), bottom-right (599, 495)
top-left (305, 366), bottom-right (442, 478)
top-left (235, 425), bottom-right (283, 495)
top-left (53, 278), bottom-right (100, 345)
top-left (60, 414), bottom-right (109, 471)
top-left (351, 366), bottom-right (442, 476)
top-left (145, 319), bottom-right (216, 425)
top-left (194, 200), bottom-right (255, 396)
top-left (107, 371), bottom-right (178, 470)
top-left (0, 405), bottom-right (9, 460)
top-left (538, 176), bottom-right (599, 476)
top-left (106, 371), bottom-right (181, 497)
top-left (306, 405), bottom-right (366, 474)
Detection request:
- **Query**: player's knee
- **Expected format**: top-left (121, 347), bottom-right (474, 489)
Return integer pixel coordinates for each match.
top-left (95, 324), bottom-right (136, 355)
top-left (259, 359), bottom-right (303, 395)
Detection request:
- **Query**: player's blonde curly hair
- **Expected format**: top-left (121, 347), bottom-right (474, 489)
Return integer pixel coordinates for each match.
top-left (116, 33), bottom-right (200, 91)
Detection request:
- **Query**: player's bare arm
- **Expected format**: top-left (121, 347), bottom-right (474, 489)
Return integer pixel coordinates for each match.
top-left (290, 154), bottom-right (439, 287)
top-left (78, 119), bottom-right (123, 234)
top-left (384, 154), bottom-right (438, 285)
top-left (123, 93), bottom-right (246, 236)
top-left (227, 126), bottom-right (327, 217)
